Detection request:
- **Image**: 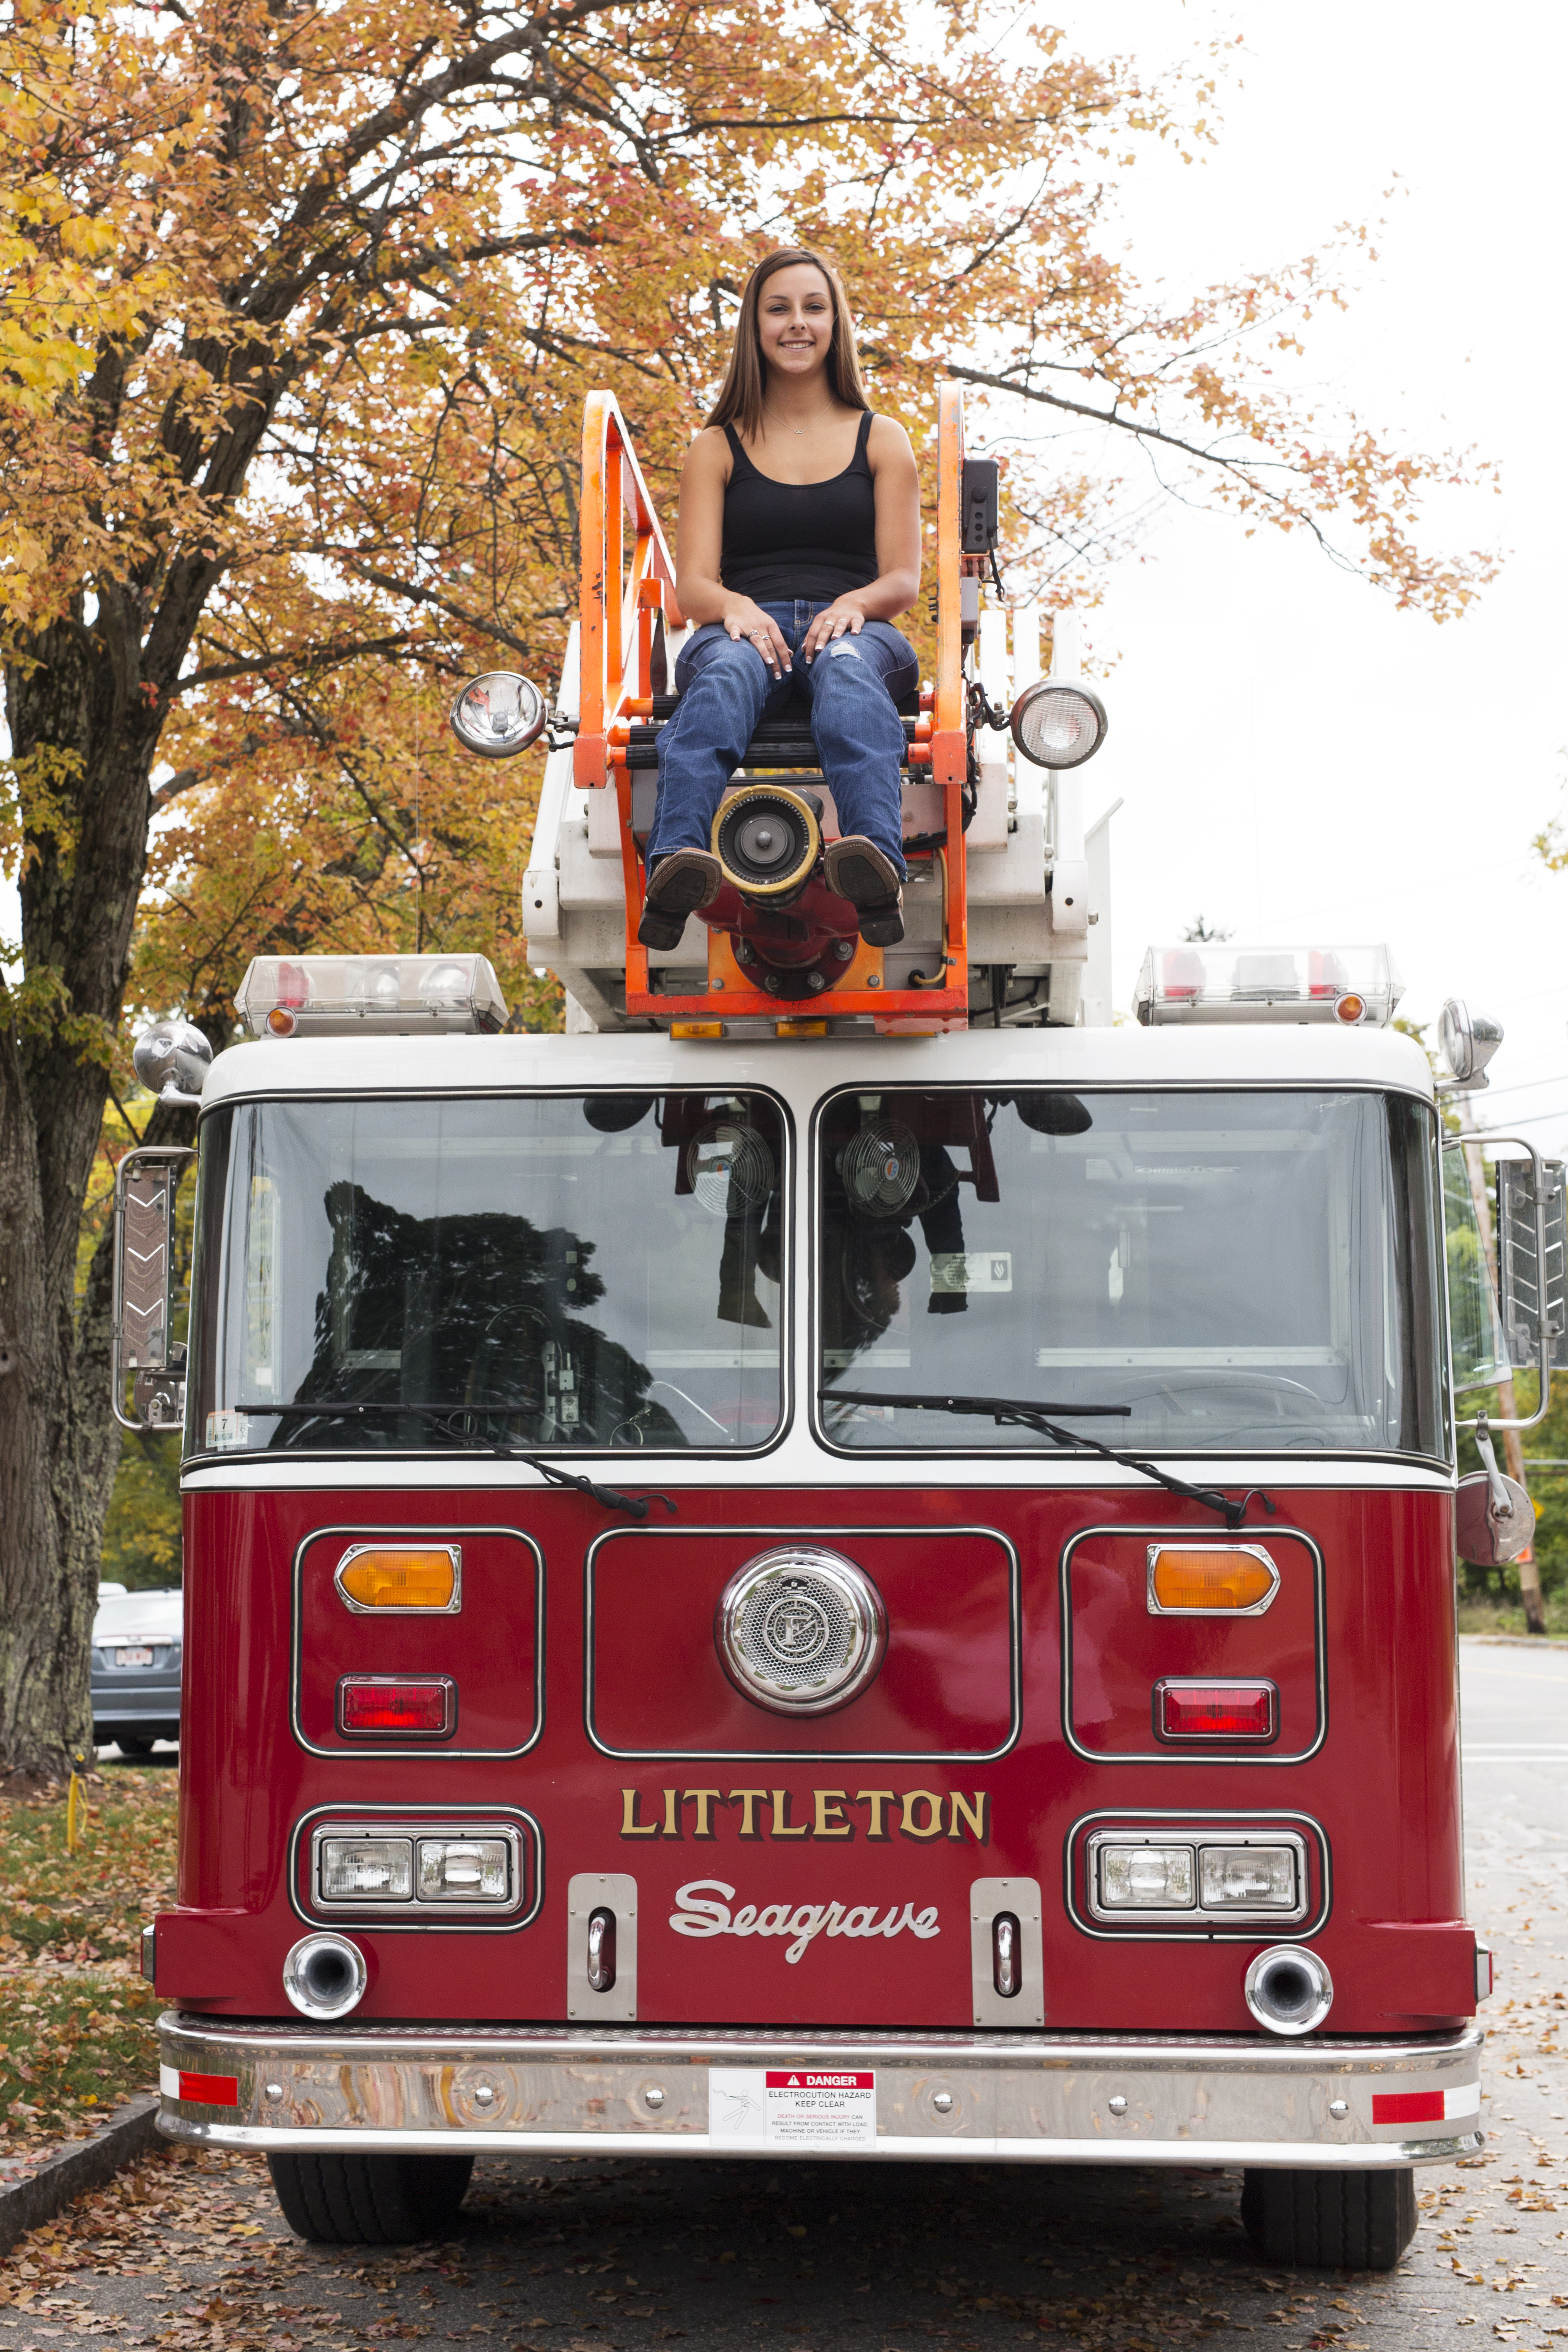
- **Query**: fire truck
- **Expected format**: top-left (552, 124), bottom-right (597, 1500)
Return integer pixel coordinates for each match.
top-left (116, 387), bottom-right (1565, 2273)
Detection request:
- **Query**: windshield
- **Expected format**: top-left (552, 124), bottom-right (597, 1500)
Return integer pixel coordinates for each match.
top-left (191, 1092), bottom-right (786, 1454)
top-left (817, 1087), bottom-right (1443, 1457)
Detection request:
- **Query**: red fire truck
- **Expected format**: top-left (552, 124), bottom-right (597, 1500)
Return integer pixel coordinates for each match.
top-left (116, 388), bottom-right (1564, 2273)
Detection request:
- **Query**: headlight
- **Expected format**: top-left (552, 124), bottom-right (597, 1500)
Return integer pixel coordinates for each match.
top-left (1089, 1830), bottom-right (1307, 1924)
top-left (1098, 1842), bottom-right (1195, 1910)
top-left (320, 1838), bottom-right (414, 1901)
top-left (1199, 1844), bottom-right (1298, 1909)
top-left (417, 1838), bottom-right (512, 1901)
top-left (1009, 679), bottom-right (1108, 769)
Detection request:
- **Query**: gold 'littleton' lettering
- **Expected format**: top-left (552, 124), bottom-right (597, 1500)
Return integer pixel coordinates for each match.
top-left (729, 1788), bottom-right (769, 1839)
top-left (899, 1791), bottom-right (944, 1840)
top-left (620, 1788), bottom-right (658, 1837)
top-left (618, 1786), bottom-right (993, 1840)
top-left (684, 1789), bottom-right (723, 1839)
top-left (856, 1790), bottom-right (898, 1840)
top-left (947, 1791), bottom-right (988, 1843)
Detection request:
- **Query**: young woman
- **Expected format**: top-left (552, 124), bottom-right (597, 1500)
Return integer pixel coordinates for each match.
top-left (639, 247), bottom-right (922, 952)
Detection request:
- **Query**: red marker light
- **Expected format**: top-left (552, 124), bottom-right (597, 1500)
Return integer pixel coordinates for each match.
top-left (1155, 1678), bottom-right (1277, 1741)
top-left (337, 1676), bottom-right (454, 1737)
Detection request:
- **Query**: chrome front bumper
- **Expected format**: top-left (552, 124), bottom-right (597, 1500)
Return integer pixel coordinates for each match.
top-left (158, 2015), bottom-right (1483, 2170)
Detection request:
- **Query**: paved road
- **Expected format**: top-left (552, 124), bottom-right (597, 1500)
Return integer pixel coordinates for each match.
top-left (10, 1641), bottom-right (1567, 2352)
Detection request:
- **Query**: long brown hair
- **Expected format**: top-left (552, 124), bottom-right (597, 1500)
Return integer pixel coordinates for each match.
top-left (705, 248), bottom-right (871, 442)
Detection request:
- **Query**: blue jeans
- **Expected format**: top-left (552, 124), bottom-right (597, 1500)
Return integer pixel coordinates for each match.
top-left (647, 601), bottom-right (917, 877)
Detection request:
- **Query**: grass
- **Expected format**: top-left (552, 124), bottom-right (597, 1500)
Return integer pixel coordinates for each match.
top-left (1457, 1590), bottom-right (1568, 1641)
top-left (0, 1765), bottom-right (177, 2153)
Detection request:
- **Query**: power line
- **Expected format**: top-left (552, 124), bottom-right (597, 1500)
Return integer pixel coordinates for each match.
top-left (1472, 1070), bottom-right (1568, 1099)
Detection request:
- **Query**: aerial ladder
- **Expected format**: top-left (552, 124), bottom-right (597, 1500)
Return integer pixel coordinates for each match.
top-left (476, 386), bottom-right (1116, 1034)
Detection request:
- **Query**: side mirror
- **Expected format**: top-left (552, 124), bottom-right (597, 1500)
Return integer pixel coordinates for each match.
top-left (1456, 1465), bottom-right (1535, 1565)
top-left (133, 1021), bottom-right (212, 1108)
top-left (113, 1146), bottom-right (197, 1434)
top-left (1439, 998), bottom-right (1503, 1088)
top-left (1497, 1153), bottom-right (1568, 1376)
top-left (449, 672), bottom-right (548, 759)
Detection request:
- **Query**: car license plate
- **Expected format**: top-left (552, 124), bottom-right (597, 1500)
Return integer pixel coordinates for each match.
top-left (116, 1646), bottom-right (154, 1668)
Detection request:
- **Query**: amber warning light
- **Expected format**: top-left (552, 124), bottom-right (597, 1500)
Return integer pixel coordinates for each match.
top-left (1147, 1545), bottom-right (1278, 1614)
top-left (334, 1545), bottom-right (461, 1613)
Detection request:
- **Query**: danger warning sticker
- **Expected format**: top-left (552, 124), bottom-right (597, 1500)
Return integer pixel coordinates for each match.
top-left (709, 2067), bottom-right (876, 2148)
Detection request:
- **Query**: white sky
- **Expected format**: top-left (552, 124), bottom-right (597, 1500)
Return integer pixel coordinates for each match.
top-left (1031, 0), bottom-right (1568, 1152)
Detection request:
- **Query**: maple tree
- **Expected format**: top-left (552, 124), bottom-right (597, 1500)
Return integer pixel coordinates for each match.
top-left (0, 0), bottom-right (1500, 1773)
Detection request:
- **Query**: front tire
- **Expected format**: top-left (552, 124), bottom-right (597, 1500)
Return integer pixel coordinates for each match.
top-left (267, 2152), bottom-right (474, 2244)
top-left (1240, 2166), bottom-right (1417, 2270)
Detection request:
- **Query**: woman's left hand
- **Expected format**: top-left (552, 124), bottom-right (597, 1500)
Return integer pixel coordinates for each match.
top-left (800, 599), bottom-right (868, 664)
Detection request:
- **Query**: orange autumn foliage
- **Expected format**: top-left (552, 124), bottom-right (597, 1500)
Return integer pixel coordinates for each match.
top-left (0, 0), bottom-right (1498, 1039)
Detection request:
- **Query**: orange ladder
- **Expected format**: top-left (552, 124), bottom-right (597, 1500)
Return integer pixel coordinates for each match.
top-left (573, 384), bottom-right (974, 1034)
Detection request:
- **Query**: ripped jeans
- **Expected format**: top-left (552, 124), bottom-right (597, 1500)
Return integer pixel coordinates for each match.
top-left (646, 600), bottom-right (917, 876)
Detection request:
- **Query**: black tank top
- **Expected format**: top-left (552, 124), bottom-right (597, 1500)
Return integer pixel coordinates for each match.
top-left (720, 411), bottom-right (878, 602)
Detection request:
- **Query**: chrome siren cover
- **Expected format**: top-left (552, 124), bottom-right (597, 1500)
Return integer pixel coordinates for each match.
top-left (715, 1547), bottom-right (887, 1716)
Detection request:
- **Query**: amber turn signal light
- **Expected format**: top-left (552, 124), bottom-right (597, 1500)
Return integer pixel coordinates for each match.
top-left (1147, 1544), bottom-right (1278, 1614)
top-left (335, 1544), bottom-right (461, 1613)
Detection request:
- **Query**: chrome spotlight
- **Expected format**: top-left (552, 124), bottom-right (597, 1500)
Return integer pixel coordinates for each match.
top-left (1439, 997), bottom-right (1503, 1089)
top-left (450, 672), bottom-right (547, 759)
top-left (132, 1021), bottom-right (213, 1106)
top-left (1010, 679), bottom-right (1108, 769)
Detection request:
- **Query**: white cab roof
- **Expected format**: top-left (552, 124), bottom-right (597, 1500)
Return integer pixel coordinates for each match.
top-left (201, 1023), bottom-right (1436, 1109)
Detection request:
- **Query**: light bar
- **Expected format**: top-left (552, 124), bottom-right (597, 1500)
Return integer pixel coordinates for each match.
top-left (235, 953), bottom-right (507, 1038)
top-left (1133, 942), bottom-right (1402, 1029)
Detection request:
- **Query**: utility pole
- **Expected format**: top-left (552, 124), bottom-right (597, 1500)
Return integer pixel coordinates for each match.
top-left (1462, 1132), bottom-right (1546, 1633)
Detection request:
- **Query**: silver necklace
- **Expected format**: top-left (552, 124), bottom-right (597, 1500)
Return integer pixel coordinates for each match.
top-left (764, 404), bottom-right (816, 438)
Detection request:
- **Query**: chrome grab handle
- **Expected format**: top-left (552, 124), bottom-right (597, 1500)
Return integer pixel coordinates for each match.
top-left (992, 1911), bottom-right (1020, 1999)
top-left (586, 1907), bottom-right (617, 1993)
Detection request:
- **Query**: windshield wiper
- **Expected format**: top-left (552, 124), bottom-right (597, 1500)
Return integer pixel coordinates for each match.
top-left (232, 1401), bottom-right (676, 1521)
top-left (822, 1389), bottom-right (1275, 1531)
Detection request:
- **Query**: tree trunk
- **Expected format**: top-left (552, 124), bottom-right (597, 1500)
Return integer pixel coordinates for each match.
top-left (0, 608), bottom-right (165, 1779)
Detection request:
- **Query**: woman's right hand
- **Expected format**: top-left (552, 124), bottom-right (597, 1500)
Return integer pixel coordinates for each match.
top-left (720, 597), bottom-right (791, 680)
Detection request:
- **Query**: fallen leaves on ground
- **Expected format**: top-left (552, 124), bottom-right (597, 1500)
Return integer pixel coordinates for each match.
top-left (0, 1769), bottom-right (175, 2151)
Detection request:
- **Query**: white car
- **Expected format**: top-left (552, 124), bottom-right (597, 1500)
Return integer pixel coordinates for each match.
top-left (91, 1584), bottom-right (183, 1756)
